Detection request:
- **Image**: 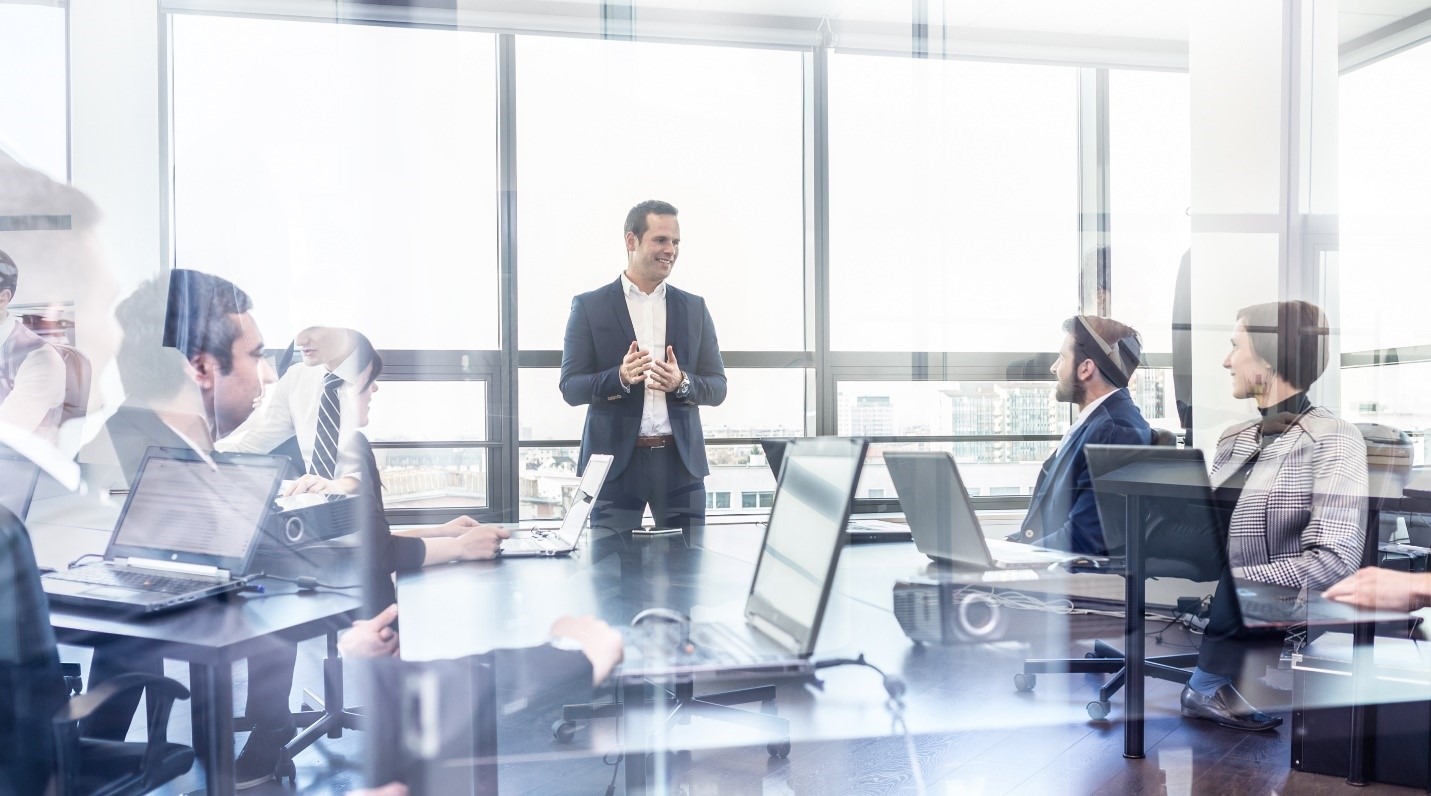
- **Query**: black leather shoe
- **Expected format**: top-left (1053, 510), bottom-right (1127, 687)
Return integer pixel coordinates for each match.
top-left (1180, 684), bottom-right (1282, 731)
top-left (234, 722), bottom-right (296, 789)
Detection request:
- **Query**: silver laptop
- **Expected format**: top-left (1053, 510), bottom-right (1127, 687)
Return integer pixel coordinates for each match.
top-left (42, 446), bottom-right (286, 614)
top-left (0, 448), bottom-right (41, 520)
top-left (618, 437), bottom-right (868, 681)
top-left (499, 454), bottom-right (612, 558)
top-left (886, 451), bottom-right (1072, 570)
top-left (761, 438), bottom-right (911, 543)
top-left (1085, 445), bottom-right (1415, 630)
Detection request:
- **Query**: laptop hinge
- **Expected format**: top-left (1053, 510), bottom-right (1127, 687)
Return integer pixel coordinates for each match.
top-left (117, 557), bottom-right (227, 579)
top-left (748, 613), bottom-right (801, 653)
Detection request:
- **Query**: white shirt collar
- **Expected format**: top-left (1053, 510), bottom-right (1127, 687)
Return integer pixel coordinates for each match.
top-left (1069, 388), bottom-right (1120, 433)
top-left (329, 349), bottom-right (364, 385)
top-left (621, 272), bottom-right (667, 300)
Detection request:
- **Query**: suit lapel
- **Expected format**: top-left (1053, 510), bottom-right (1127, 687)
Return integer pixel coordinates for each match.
top-left (665, 285), bottom-right (687, 364)
top-left (605, 277), bottom-right (638, 346)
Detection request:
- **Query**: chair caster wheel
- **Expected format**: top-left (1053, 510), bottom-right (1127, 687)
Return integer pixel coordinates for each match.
top-left (767, 739), bottom-right (791, 759)
top-left (1013, 673), bottom-right (1037, 692)
top-left (551, 720), bottom-right (578, 743)
top-left (1087, 700), bottom-right (1111, 720)
top-left (275, 750), bottom-right (297, 785)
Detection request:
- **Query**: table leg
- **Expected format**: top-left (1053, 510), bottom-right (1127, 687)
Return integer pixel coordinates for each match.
top-left (1124, 496), bottom-right (1145, 759)
top-left (190, 661), bottom-right (236, 796)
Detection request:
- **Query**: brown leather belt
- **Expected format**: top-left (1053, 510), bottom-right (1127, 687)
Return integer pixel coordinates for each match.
top-left (635, 434), bottom-right (676, 449)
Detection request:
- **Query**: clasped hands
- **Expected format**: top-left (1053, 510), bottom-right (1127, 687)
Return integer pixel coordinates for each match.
top-left (619, 341), bottom-right (684, 393)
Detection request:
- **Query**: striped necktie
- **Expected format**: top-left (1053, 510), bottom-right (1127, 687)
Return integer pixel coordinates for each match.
top-left (311, 372), bottom-right (343, 479)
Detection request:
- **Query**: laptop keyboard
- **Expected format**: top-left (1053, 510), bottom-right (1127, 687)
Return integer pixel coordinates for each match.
top-left (627, 620), bottom-right (783, 668)
top-left (46, 565), bottom-right (220, 595)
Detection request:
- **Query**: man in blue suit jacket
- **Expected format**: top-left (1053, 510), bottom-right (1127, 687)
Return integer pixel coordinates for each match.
top-left (560, 200), bottom-right (726, 531)
top-left (1014, 315), bottom-right (1154, 555)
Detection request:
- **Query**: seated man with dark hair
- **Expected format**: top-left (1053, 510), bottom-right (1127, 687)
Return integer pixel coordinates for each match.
top-left (1012, 315), bottom-right (1156, 556)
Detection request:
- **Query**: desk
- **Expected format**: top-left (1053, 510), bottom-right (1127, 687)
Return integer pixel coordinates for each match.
top-left (397, 524), bottom-right (1142, 793)
top-left (50, 590), bottom-right (361, 796)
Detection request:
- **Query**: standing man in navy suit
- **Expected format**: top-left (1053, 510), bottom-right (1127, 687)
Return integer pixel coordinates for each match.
top-left (1014, 315), bottom-right (1154, 555)
top-left (560, 200), bottom-right (726, 531)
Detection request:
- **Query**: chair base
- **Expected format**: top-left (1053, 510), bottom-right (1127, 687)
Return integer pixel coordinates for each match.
top-left (1021, 640), bottom-right (1197, 718)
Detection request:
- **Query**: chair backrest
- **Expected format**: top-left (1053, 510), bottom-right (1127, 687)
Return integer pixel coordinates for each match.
top-left (51, 344), bottom-right (92, 423)
top-left (0, 508), bottom-right (70, 795)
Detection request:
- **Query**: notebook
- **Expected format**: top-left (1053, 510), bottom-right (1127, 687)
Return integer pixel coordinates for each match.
top-left (1084, 444), bottom-right (1414, 630)
top-left (42, 446), bottom-right (287, 614)
top-left (760, 438), bottom-right (910, 543)
top-left (499, 454), bottom-right (612, 558)
top-left (618, 437), bottom-right (867, 681)
top-left (0, 448), bottom-right (41, 521)
top-left (886, 451), bottom-right (1073, 570)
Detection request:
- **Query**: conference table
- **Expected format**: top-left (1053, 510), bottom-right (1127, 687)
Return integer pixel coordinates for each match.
top-left (397, 522), bottom-right (1130, 794)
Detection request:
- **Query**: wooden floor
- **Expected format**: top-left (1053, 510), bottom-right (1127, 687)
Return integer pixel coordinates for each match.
top-left (98, 622), bottom-right (1427, 796)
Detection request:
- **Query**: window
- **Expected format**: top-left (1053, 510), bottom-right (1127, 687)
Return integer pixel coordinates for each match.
top-left (1108, 69), bottom-right (1191, 354)
top-left (868, 488), bottom-right (885, 499)
top-left (171, 15), bottom-right (500, 349)
top-left (741, 491), bottom-right (774, 509)
top-left (706, 491), bottom-right (731, 510)
top-left (0, 4), bottom-right (66, 181)
top-left (514, 36), bottom-right (804, 352)
top-left (828, 55), bottom-right (1078, 351)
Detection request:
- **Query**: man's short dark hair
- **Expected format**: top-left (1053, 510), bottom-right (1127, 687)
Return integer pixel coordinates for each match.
top-left (1237, 300), bottom-right (1330, 391)
top-left (0, 248), bottom-right (16, 297)
top-left (623, 200), bottom-right (678, 241)
top-left (1062, 315), bottom-right (1142, 388)
top-left (115, 275), bottom-right (192, 402)
top-left (162, 269), bottom-right (254, 374)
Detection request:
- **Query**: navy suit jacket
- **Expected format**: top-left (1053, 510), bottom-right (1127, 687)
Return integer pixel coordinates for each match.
top-left (1022, 389), bottom-right (1153, 555)
top-left (559, 277), bottom-right (726, 479)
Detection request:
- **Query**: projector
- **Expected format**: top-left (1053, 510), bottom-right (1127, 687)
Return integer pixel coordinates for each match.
top-left (892, 579), bottom-right (1009, 645)
top-left (264, 493), bottom-right (363, 545)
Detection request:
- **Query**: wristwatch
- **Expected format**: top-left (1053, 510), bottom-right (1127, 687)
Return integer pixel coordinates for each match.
top-left (675, 372), bottom-right (691, 398)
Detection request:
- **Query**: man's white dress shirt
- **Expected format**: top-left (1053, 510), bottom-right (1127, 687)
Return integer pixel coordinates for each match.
top-left (621, 273), bottom-right (673, 438)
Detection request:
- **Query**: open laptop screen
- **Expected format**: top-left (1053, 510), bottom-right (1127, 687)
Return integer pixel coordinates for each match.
top-left (108, 447), bottom-right (286, 571)
top-left (746, 437), bottom-right (867, 654)
top-left (573, 454), bottom-right (612, 502)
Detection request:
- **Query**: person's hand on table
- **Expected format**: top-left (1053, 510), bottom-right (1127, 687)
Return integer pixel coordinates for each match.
top-left (1325, 567), bottom-right (1431, 612)
top-left (340, 603), bottom-right (400, 658)
top-left (349, 784), bottom-right (407, 796)
top-left (550, 615), bottom-right (624, 685)
top-left (282, 473), bottom-right (359, 497)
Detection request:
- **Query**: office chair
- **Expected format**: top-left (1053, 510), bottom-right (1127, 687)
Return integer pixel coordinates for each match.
top-left (0, 510), bottom-right (194, 796)
top-left (1015, 429), bottom-right (1199, 720)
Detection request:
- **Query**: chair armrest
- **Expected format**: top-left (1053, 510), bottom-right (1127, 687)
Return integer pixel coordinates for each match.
top-left (51, 672), bottom-right (190, 725)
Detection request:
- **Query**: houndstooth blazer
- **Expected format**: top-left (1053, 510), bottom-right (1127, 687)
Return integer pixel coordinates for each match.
top-left (1210, 406), bottom-right (1368, 590)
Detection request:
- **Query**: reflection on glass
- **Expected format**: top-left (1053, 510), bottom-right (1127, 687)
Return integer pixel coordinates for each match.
top-left (171, 15), bottom-right (499, 349)
top-left (374, 447), bottom-right (488, 509)
top-left (0, 4), bottom-right (66, 181)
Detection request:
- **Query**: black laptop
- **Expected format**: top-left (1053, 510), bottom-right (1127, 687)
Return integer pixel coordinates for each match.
top-left (760, 438), bottom-right (909, 543)
top-left (619, 437), bottom-right (869, 681)
top-left (42, 446), bottom-right (287, 614)
top-left (1085, 444), bottom-right (1414, 630)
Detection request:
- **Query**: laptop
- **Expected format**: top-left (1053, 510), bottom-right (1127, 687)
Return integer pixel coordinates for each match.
top-left (0, 448), bottom-right (42, 521)
top-left (886, 451), bottom-right (1073, 571)
top-left (761, 438), bottom-right (910, 543)
top-left (42, 446), bottom-right (287, 614)
top-left (1085, 444), bottom-right (1415, 630)
top-left (499, 453), bottom-right (612, 558)
top-left (618, 437), bottom-right (868, 680)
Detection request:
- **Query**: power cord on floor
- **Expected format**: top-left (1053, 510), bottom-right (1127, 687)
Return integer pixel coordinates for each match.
top-left (602, 749), bottom-right (622, 796)
top-left (813, 653), bottom-right (924, 795)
